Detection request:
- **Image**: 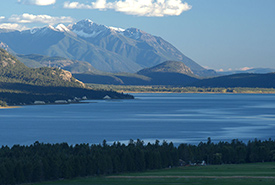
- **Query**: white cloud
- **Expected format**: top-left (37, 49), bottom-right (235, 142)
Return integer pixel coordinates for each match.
top-left (0, 16), bottom-right (5, 20)
top-left (92, 0), bottom-right (108, 9)
top-left (0, 23), bottom-right (28, 31)
top-left (18, 0), bottom-right (56, 6)
top-left (64, 2), bottom-right (93, 9)
top-left (64, 0), bottom-right (192, 17)
top-left (7, 13), bottom-right (74, 25)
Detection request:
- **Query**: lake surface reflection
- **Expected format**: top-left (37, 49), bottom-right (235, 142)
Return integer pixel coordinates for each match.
top-left (1, 93), bottom-right (275, 146)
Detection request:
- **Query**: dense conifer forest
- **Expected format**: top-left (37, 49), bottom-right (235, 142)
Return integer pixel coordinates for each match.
top-left (0, 138), bottom-right (275, 184)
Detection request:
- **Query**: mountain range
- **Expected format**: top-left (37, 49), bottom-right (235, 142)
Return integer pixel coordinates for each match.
top-left (73, 60), bottom-right (275, 88)
top-left (191, 73), bottom-right (275, 88)
top-left (218, 68), bottom-right (275, 75)
top-left (0, 19), bottom-right (215, 77)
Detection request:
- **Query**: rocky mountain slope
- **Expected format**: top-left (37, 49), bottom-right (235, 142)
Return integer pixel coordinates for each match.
top-left (0, 48), bottom-right (84, 87)
top-left (16, 54), bottom-right (98, 73)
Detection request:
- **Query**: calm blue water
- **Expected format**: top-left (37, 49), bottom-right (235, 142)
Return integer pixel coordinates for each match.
top-left (1, 93), bottom-right (275, 146)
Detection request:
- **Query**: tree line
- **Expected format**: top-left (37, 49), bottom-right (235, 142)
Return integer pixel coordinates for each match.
top-left (0, 83), bottom-right (133, 106)
top-left (87, 84), bottom-right (275, 94)
top-left (0, 138), bottom-right (275, 184)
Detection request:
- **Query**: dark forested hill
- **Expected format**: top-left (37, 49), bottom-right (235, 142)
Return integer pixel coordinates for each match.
top-left (137, 61), bottom-right (196, 76)
top-left (190, 73), bottom-right (275, 88)
top-left (73, 61), bottom-right (200, 86)
top-left (0, 48), bottom-right (133, 106)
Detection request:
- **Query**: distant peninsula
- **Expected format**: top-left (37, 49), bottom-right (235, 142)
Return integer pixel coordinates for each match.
top-left (0, 48), bottom-right (133, 107)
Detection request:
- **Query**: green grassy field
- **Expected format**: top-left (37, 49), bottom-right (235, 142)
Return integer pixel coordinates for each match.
top-left (31, 163), bottom-right (275, 185)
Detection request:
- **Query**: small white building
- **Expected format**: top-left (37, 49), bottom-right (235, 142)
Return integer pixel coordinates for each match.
top-left (34, 101), bottom-right (46, 105)
top-left (74, 97), bottom-right (81, 101)
top-left (103, 95), bottom-right (111, 100)
top-left (55, 100), bottom-right (68, 104)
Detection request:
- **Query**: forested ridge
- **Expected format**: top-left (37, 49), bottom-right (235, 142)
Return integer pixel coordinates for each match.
top-left (0, 48), bottom-right (133, 106)
top-left (1, 138), bottom-right (275, 184)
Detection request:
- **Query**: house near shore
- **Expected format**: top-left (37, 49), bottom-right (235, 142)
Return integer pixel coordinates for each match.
top-left (103, 95), bottom-right (111, 100)
top-left (34, 101), bottom-right (46, 105)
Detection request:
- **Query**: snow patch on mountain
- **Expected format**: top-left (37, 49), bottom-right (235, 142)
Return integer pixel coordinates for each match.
top-left (72, 29), bottom-right (103, 38)
top-left (109, 26), bottom-right (125, 32)
top-left (123, 28), bottom-right (142, 40)
top-left (30, 28), bottom-right (40, 34)
top-left (55, 24), bottom-right (70, 32)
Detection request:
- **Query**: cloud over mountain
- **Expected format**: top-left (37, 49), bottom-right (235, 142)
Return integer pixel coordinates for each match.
top-left (18, 0), bottom-right (56, 6)
top-left (8, 13), bottom-right (74, 24)
top-left (0, 13), bottom-right (74, 28)
top-left (64, 0), bottom-right (192, 17)
top-left (0, 23), bottom-right (28, 31)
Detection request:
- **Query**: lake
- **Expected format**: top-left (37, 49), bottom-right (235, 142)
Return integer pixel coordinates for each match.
top-left (1, 93), bottom-right (275, 146)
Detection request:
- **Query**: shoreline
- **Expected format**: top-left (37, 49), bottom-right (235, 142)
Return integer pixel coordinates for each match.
top-left (87, 84), bottom-right (275, 94)
top-left (117, 91), bottom-right (275, 94)
top-left (0, 106), bottom-right (21, 109)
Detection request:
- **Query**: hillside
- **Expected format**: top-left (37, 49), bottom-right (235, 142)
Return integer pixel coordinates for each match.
top-left (137, 61), bottom-right (195, 76)
top-left (0, 48), bottom-right (133, 106)
top-left (0, 49), bottom-right (84, 88)
top-left (73, 72), bottom-right (151, 85)
top-left (191, 73), bottom-right (275, 88)
top-left (73, 61), bottom-right (199, 86)
top-left (0, 19), bottom-right (216, 77)
top-left (73, 65), bottom-right (275, 89)
top-left (16, 54), bottom-right (98, 73)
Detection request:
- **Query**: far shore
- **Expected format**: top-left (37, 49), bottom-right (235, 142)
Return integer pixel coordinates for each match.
top-left (116, 90), bottom-right (275, 94)
top-left (87, 84), bottom-right (275, 94)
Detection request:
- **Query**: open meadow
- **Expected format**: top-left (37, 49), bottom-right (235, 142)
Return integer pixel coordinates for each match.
top-left (31, 162), bottom-right (275, 185)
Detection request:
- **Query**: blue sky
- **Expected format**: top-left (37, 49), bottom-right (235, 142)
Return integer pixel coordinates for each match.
top-left (0, 0), bottom-right (274, 71)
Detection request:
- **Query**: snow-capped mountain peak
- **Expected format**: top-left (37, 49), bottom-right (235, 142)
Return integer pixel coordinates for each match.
top-left (32, 25), bottom-right (55, 34)
top-left (67, 19), bottom-right (109, 38)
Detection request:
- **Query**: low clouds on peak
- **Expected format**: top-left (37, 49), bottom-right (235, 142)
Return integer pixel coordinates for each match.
top-left (0, 13), bottom-right (74, 30)
top-left (0, 23), bottom-right (28, 31)
top-left (64, 0), bottom-right (192, 17)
